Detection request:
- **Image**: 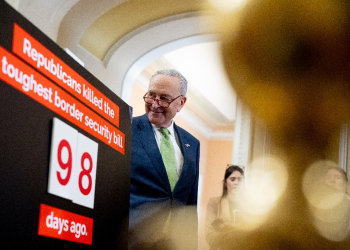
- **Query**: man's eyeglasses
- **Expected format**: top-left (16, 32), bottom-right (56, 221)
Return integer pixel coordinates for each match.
top-left (143, 93), bottom-right (183, 108)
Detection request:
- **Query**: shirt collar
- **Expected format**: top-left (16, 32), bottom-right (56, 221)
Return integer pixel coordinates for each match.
top-left (151, 121), bottom-right (175, 137)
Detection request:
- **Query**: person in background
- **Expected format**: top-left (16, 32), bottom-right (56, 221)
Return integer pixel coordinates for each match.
top-left (315, 163), bottom-right (350, 241)
top-left (324, 166), bottom-right (348, 194)
top-left (205, 165), bottom-right (245, 250)
top-left (129, 69), bottom-right (200, 249)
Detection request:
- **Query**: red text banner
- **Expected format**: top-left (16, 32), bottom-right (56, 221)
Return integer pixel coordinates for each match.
top-left (38, 204), bottom-right (93, 245)
top-left (0, 46), bottom-right (124, 154)
top-left (12, 23), bottom-right (120, 127)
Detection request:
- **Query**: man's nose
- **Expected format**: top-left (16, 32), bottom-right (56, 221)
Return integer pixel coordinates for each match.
top-left (152, 99), bottom-right (161, 108)
top-left (327, 176), bottom-right (335, 183)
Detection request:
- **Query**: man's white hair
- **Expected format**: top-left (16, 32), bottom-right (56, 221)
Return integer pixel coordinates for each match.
top-left (150, 69), bottom-right (187, 96)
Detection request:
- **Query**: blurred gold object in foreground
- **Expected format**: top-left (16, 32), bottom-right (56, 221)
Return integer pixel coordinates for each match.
top-left (216, 0), bottom-right (350, 249)
top-left (129, 205), bottom-right (198, 250)
top-left (221, 0), bottom-right (350, 145)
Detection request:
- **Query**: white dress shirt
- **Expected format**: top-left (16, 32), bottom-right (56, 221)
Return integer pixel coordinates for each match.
top-left (151, 122), bottom-right (184, 177)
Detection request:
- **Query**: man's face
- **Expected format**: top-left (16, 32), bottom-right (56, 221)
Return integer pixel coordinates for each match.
top-left (325, 169), bottom-right (346, 192)
top-left (145, 74), bottom-right (186, 128)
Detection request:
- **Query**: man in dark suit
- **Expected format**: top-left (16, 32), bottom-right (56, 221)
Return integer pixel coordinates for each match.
top-left (129, 69), bottom-right (200, 249)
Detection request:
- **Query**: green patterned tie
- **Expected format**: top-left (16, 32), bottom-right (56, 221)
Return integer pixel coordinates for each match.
top-left (159, 128), bottom-right (178, 191)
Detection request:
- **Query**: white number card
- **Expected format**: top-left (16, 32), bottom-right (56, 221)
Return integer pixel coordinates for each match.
top-left (72, 133), bottom-right (98, 208)
top-left (48, 118), bottom-right (98, 209)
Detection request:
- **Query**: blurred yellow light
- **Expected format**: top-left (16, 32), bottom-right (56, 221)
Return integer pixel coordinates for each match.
top-left (234, 156), bottom-right (288, 230)
top-left (208, 0), bottom-right (248, 13)
top-left (246, 157), bottom-right (287, 208)
top-left (302, 160), bottom-right (350, 241)
top-left (302, 161), bottom-right (344, 209)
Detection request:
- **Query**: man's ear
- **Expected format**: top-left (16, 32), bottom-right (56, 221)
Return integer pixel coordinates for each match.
top-left (177, 96), bottom-right (187, 112)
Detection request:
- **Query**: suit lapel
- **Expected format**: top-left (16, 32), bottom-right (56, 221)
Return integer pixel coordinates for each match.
top-left (136, 115), bottom-right (171, 191)
top-left (173, 123), bottom-right (196, 192)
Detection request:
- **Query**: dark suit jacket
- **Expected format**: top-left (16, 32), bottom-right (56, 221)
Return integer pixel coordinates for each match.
top-left (129, 114), bottom-right (200, 230)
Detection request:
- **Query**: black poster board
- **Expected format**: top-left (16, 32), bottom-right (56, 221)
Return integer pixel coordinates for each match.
top-left (0, 1), bottom-right (131, 249)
